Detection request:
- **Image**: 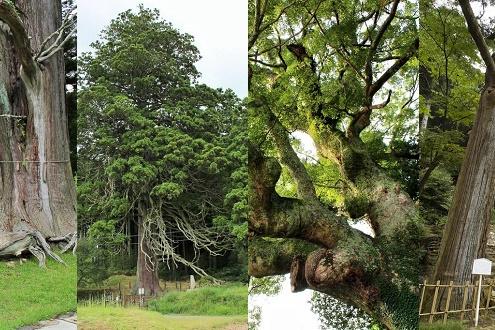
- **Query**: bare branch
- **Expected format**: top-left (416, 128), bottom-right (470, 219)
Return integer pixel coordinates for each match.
top-left (36, 8), bottom-right (76, 63)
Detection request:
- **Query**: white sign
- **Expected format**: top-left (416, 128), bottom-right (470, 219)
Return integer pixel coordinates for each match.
top-left (473, 258), bottom-right (492, 327)
top-left (138, 287), bottom-right (145, 295)
top-left (473, 258), bottom-right (492, 275)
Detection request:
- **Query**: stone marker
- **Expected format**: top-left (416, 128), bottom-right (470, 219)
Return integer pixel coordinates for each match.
top-left (190, 275), bottom-right (196, 290)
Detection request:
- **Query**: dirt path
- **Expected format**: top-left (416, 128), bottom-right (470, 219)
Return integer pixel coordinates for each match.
top-left (18, 313), bottom-right (76, 330)
top-left (221, 323), bottom-right (248, 330)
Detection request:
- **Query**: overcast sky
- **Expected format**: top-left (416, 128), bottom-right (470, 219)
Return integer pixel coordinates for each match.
top-left (77, 0), bottom-right (247, 98)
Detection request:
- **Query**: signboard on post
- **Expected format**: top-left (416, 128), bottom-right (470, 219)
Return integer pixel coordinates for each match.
top-left (473, 258), bottom-right (492, 327)
top-left (473, 258), bottom-right (492, 275)
top-left (138, 287), bottom-right (145, 296)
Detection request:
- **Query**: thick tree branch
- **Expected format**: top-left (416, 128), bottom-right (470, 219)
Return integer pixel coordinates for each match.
top-left (248, 237), bottom-right (391, 329)
top-left (365, 0), bottom-right (400, 87)
top-left (347, 90), bottom-right (392, 139)
top-left (266, 108), bottom-right (318, 201)
top-left (248, 236), bottom-right (319, 277)
top-left (458, 0), bottom-right (495, 75)
top-left (368, 37), bottom-right (419, 98)
top-left (249, 145), bottom-right (347, 246)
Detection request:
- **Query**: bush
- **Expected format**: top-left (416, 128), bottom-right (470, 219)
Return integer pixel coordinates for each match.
top-left (148, 284), bottom-right (247, 316)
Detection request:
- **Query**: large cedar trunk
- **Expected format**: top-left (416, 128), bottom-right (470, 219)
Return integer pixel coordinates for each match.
top-left (0, 0), bottom-right (76, 237)
top-left (432, 0), bottom-right (495, 309)
top-left (433, 77), bottom-right (495, 307)
top-left (135, 201), bottom-right (161, 296)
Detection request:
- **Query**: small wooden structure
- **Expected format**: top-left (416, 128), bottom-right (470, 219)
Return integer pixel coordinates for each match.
top-left (419, 279), bottom-right (495, 324)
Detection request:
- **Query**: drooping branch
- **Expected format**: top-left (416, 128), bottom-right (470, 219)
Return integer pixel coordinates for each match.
top-left (0, 0), bottom-right (36, 78)
top-left (142, 203), bottom-right (231, 282)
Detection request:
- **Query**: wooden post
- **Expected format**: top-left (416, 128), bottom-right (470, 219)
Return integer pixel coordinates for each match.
top-left (475, 275), bottom-right (482, 327)
top-left (485, 281), bottom-right (492, 317)
top-left (429, 280), bottom-right (440, 324)
top-left (473, 279), bottom-right (479, 320)
top-left (419, 279), bottom-right (427, 316)
top-left (443, 281), bottom-right (453, 324)
top-left (461, 281), bottom-right (469, 321)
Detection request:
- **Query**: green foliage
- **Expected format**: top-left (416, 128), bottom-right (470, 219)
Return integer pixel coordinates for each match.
top-left (379, 220), bottom-right (426, 284)
top-left (0, 253), bottom-right (76, 329)
top-left (249, 276), bottom-right (284, 296)
top-left (77, 221), bottom-right (128, 287)
top-left (249, 0), bottom-right (422, 326)
top-left (311, 291), bottom-right (378, 330)
top-left (376, 277), bottom-right (418, 330)
top-left (148, 284), bottom-right (247, 316)
top-left (419, 0), bottom-right (483, 195)
top-left (78, 5), bottom-right (247, 278)
top-left (420, 167), bottom-right (454, 226)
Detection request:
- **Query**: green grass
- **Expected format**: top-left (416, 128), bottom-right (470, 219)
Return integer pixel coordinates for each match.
top-left (419, 321), bottom-right (466, 330)
top-left (78, 305), bottom-right (246, 330)
top-left (148, 284), bottom-right (247, 316)
top-left (0, 252), bottom-right (76, 330)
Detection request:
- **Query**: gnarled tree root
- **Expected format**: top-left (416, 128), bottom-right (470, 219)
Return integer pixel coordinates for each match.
top-left (0, 230), bottom-right (66, 267)
top-left (49, 232), bottom-right (77, 254)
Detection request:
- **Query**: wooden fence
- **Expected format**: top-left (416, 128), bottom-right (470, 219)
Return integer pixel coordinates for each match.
top-left (419, 279), bottom-right (495, 324)
top-left (78, 290), bottom-right (154, 308)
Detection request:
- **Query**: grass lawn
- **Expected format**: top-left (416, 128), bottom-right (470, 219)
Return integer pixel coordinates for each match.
top-left (148, 284), bottom-right (248, 315)
top-left (0, 252), bottom-right (76, 330)
top-left (78, 306), bottom-right (246, 330)
top-left (420, 321), bottom-right (466, 330)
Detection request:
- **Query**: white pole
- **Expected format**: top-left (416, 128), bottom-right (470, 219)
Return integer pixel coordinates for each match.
top-left (475, 274), bottom-right (482, 327)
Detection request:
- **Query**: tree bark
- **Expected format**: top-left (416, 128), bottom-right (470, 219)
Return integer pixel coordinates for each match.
top-left (135, 200), bottom-right (162, 296)
top-left (433, 76), bottom-right (495, 306)
top-left (433, 0), bottom-right (495, 309)
top-left (0, 0), bottom-right (76, 238)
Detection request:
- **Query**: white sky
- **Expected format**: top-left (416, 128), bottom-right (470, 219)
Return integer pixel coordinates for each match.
top-left (249, 275), bottom-right (323, 330)
top-left (77, 0), bottom-right (247, 98)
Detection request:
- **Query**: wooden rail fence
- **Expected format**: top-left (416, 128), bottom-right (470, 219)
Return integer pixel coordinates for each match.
top-left (419, 279), bottom-right (495, 324)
